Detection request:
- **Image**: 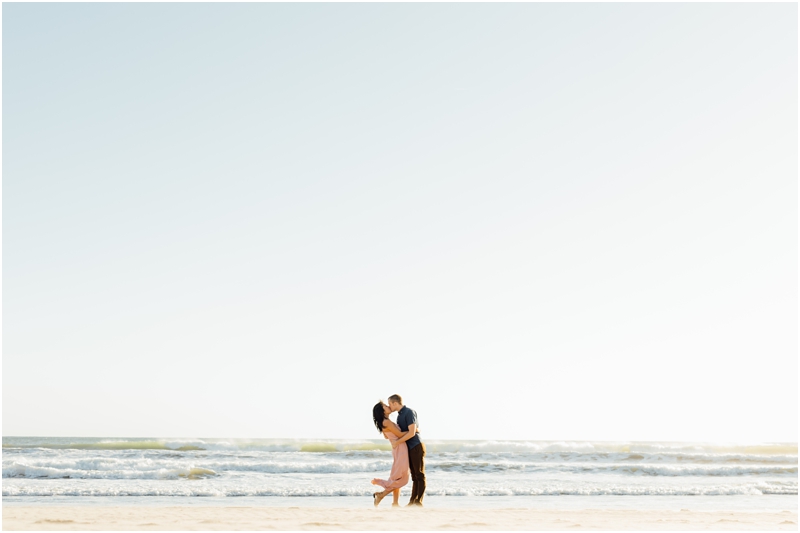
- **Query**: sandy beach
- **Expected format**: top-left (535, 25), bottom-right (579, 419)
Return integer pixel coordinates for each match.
top-left (3, 505), bottom-right (797, 531)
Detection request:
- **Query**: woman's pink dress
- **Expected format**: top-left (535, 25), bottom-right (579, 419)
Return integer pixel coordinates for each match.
top-left (371, 430), bottom-right (410, 490)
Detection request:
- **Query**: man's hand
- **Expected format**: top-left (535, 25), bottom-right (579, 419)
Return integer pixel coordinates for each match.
top-left (391, 440), bottom-right (399, 449)
top-left (393, 424), bottom-right (417, 446)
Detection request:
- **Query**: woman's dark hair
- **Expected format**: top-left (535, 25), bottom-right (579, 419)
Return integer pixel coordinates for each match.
top-left (372, 402), bottom-right (387, 434)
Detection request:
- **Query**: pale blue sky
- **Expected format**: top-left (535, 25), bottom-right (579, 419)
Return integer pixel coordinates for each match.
top-left (3, 3), bottom-right (797, 442)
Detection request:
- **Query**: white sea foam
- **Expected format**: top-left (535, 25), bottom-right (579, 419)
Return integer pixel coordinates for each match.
top-left (2, 437), bottom-right (796, 499)
top-left (4, 455), bottom-right (796, 479)
top-left (3, 462), bottom-right (218, 480)
top-left (3, 481), bottom-right (795, 497)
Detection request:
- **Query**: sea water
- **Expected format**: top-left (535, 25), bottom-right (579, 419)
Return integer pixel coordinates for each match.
top-left (3, 437), bottom-right (796, 511)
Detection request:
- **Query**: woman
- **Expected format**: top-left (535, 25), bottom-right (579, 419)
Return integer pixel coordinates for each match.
top-left (370, 400), bottom-right (410, 507)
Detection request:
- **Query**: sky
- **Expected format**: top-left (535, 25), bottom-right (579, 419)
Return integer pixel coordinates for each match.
top-left (2, 3), bottom-right (797, 443)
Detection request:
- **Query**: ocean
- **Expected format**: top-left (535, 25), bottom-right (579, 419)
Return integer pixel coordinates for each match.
top-left (3, 437), bottom-right (797, 511)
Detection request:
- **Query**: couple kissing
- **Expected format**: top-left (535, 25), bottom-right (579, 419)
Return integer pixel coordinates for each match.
top-left (371, 394), bottom-right (426, 507)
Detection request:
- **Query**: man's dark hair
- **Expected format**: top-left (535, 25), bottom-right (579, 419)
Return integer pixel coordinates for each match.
top-left (388, 394), bottom-right (403, 404)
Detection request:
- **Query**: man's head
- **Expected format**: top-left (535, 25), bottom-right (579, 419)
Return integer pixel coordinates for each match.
top-left (388, 394), bottom-right (403, 413)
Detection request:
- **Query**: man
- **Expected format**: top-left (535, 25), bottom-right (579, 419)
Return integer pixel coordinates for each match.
top-left (388, 394), bottom-right (425, 507)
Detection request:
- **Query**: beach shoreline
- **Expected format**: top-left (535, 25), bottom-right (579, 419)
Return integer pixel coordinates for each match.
top-left (3, 505), bottom-right (797, 530)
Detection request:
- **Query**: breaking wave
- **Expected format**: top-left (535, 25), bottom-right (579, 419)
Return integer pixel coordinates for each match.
top-left (4, 438), bottom-right (796, 456)
top-left (4, 459), bottom-right (797, 479)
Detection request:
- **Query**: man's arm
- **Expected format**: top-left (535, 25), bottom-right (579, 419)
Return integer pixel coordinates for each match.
top-left (391, 423), bottom-right (416, 448)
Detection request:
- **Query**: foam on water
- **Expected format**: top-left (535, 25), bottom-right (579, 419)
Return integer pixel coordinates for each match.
top-left (3, 481), bottom-right (796, 497)
top-left (4, 457), bottom-right (797, 478)
top-left (3, 437), bottom-right (796, 501)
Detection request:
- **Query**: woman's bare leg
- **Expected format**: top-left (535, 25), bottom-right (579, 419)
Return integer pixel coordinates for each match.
top-left (374, 488), bottom-right (392, 506)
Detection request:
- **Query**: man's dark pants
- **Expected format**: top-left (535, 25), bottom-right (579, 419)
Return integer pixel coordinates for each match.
top-left (408, 442), bottom-right (426, 505)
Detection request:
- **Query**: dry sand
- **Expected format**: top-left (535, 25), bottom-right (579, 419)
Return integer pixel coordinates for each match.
top-left (3, 505), bottom-right (798, 530)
